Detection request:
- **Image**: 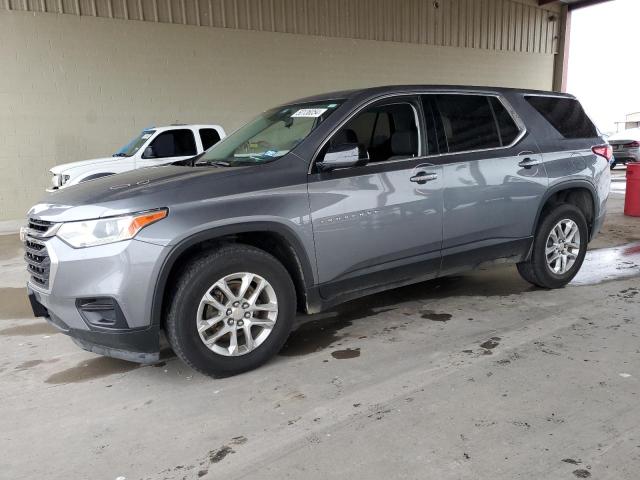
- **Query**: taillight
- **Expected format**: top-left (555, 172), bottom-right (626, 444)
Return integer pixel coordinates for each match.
top-left (624, 141), bottom-right (640, 148)
top-left (592, 144), bottom-right (613, 161)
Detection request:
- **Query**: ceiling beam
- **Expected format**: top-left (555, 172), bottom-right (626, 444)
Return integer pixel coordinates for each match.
top-left (539, 0), bottom-right (614, 9)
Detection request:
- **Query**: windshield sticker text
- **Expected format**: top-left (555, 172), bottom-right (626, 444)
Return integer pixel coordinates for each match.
top-left (292, 108), bottom-right (328, 118)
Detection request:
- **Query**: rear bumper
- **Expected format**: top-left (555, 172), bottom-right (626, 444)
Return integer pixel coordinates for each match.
top-left (28, 287), bottom-right (160, 364)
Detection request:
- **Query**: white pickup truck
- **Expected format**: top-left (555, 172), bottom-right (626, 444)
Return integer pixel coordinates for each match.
top-left (48, 124), bottom-right (226, 190)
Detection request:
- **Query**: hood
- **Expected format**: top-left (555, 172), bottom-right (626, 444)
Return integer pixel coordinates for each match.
top-left (29, 164), bottom-right (250, 222)
top-left (50, 156), bottom-right (127, 174)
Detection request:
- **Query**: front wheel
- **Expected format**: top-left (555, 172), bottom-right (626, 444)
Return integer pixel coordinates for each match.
top-left (166, 245), bottom-right (296, 377)
top-left (517, 204), bottom-right (588, 289)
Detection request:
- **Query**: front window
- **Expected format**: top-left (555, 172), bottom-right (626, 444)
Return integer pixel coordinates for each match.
top-left (114, 129), bottom-right (156, 157)
top-left (197, 101), bottom-right (342, 167)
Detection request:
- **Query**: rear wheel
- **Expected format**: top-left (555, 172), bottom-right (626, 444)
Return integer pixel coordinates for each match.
top-left (610, 160), bottom-right (617, 170)
top-left (517, 204), bottom-right (588, 289)
top-left (166, 244), bottom-right (296, 377)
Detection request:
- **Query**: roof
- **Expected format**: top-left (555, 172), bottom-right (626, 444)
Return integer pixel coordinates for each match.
top-left (143, 124), bottom-right (223, 132)
top-left (286, 84), bottom-right (574, 105)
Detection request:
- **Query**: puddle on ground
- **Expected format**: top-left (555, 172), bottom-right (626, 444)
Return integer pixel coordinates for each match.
top-left (280, 316), bottom-right (353, 357)
top-left (0, 321), bottom-right (58, 336)
top-left (480, 337), bottom-right (501, 351)
top-left (0, 234), bottom-right (22, 262)
top-left (45, 357), bottom-right (139, 384)
top-left (14, 358), bottom-right (59, 371)
top-left (572, 242), bottom-right (640, 285)
top-left (0, 288), bottom-right (33, 320)
top-left (421, 310), bottom-right (452, 322)
top-left (280, 306), bottom-right (394, 357)
top-left (392, 241), bottom-right (640, 302)
top-left (331, 348), bottom-right (361, 359)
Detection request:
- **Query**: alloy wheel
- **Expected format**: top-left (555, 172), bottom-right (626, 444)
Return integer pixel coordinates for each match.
top-left (545, 218), bottom-right (581, 275)
top-left (196, 272), bottom-right (278, 356)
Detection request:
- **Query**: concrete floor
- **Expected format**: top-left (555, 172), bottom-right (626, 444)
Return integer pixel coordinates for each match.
top-left (1, 173), bottom-right (639, 480)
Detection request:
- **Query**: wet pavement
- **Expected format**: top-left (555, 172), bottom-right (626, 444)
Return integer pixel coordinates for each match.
top-left (1, 192), bottom-right (639, 480)
top-left (572, 242), bottom-right (640, 285)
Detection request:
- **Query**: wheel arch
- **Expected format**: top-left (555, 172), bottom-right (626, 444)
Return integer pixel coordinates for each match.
top-left (532, 180), bottom-right (598, 240)
top-left (150, 222), bottom-right (318, 329)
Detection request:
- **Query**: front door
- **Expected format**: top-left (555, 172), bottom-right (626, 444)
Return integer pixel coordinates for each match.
top-left (308, 97), bottom-right (444, 301)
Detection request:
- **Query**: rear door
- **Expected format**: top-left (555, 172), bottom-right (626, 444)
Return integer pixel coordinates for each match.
top-left (422, 93), bottom-right (548, 274)
top-left (199, 128), bottom-right (222, 152)
top-left (308, 96), bottom-right (444, 301)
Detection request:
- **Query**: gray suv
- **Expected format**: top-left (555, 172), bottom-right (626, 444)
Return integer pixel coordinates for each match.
top-left (24, 85), bottom-right (611, 376)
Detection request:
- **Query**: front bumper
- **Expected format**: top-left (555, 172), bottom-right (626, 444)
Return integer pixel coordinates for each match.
top-left (29, 289), bottom-right (159, 362)
top-left (26, 237), bottom-right (169, 363)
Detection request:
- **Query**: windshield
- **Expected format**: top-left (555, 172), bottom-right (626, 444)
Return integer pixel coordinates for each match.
top-left (197, 101), bottom-right (342, 166)
top-left (114, 129), bottom-right (156, 157)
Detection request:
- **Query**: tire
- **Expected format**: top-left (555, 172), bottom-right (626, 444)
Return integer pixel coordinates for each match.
top-left (610, 160), bottom-right (617, 170)
top-left (166, 244), bottom-right (296, 377)
top-left (517, 203), bottom-right (588, 289)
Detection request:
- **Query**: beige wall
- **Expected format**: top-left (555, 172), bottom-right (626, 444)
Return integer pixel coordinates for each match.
top-left (1, 0), bottom-right (561, 55)
top-left (0, 9), bottom-right (555, 221)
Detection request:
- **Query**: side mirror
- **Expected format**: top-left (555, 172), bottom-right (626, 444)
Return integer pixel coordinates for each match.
top-left (142, 146), bottom-right (155, 159)
top-left (317, 143), bottom-right (369, 172)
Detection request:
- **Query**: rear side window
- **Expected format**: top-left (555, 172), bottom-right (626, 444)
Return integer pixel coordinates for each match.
top-left (146, 129), bottom-right (197, 158)
top-left (433, 95), bottom-right (501, 153)
top-left (490, 97), bottom-right (520, 146)
top-left (525, 96), bottom-right (597, 139)
top-left (200, 128), bottom-right (221, 150)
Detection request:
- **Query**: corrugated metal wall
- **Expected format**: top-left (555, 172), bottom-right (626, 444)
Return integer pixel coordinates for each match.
top-left (1, 0), bottom-right (561, 54)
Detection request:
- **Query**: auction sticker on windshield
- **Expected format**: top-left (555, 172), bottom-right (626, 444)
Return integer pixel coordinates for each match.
top-left (292, 108), bottom-right (328, 118)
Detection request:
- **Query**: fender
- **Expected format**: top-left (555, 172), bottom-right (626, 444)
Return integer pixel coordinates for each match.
top-left (149, 221), bottom-right (318, 326)
top-left (532, 179), bottom-right (598, 237)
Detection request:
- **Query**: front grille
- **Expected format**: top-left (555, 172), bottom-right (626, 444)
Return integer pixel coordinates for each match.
top-left (28, 218), bottom-right (53, 233)
top-left (24, 218), bottom-right (54, 289)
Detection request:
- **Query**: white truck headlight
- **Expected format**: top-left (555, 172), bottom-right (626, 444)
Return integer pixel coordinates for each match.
top-left (52, 174), bottom-right (71, 188)
top-left (56, 209), bottom-right (167, 248)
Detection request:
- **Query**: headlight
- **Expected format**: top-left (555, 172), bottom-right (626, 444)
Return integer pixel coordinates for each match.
top-left (56, 209), bottom-right (168, 248)
top-left (52, 174), bottom-right (72, 188)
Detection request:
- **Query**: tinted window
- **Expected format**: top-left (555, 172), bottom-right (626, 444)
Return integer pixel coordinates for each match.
top-left (421, 97), bottom-right (445, 154)
top-left (330, 102), bottom-right (420, 163)
top-left (146, 129), bottom-right (197, 158)
top-left (434, 95), bottom-right (500, 153)
top-left (525, 96), bottom-right (597, 139)
top-left (200, 128), bottom-right (221, 150)
top-left (490, 97), bottom-right (520, 146)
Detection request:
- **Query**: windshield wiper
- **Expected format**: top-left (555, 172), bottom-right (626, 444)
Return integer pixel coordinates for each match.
top-left (112, 153), bottom-right (127, 157)
top-left (203, 160), bottom-right (232, 167)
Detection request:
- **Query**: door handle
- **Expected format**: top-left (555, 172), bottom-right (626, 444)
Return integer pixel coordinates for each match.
top-left (410, 171), bottom-right (438, 184)
top-left (518, 157), bottom-right (543, 168)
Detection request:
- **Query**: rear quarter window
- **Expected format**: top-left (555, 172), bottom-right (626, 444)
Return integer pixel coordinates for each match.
top-left (525, 96), bottom-right (597, 139)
